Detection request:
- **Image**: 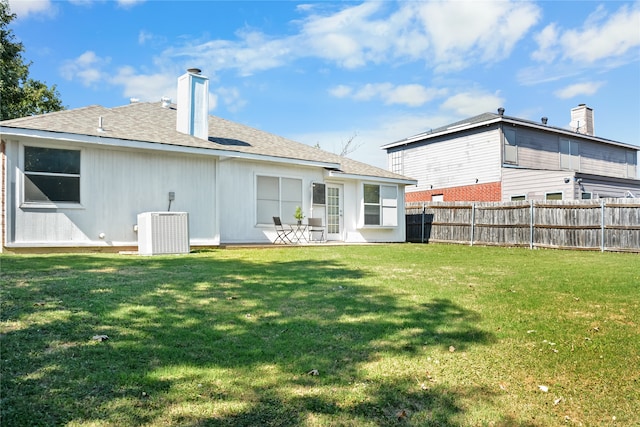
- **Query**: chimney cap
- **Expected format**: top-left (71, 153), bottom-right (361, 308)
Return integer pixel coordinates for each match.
top-left (187, 68), bottom-right (202, 75)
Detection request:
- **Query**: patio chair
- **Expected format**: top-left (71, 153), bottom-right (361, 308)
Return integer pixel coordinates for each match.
top-left (307, 217), bottom-right (325, 242)
top-left (272, 216), bottom-right (294, 244)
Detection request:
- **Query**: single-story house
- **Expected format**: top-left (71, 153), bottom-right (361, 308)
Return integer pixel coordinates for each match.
top-left (0, 69), bottom-right (416, 253)
top-left (382, 105), bottom-right (639, 202)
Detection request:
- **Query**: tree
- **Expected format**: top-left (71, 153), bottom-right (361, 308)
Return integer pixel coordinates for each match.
top-left (339, 132), bottom-right (362, 157)
top-left (0, 0), bottom-right (64, 120)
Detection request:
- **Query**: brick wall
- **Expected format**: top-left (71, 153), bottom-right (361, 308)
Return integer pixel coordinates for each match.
top-left (406, 181), bottom-right (502, 202)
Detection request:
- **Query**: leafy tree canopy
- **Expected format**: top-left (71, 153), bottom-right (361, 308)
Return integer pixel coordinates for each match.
top-left (1, 0), bottom-right (64, 120)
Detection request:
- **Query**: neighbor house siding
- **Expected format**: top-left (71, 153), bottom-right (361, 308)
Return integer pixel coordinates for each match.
top-left (512, 127), bottom-right (561, 169)
top-left (579, 141), bottom-right (630, 178)
top-left (502, 168), bottom-right (573, 201)
top-left (403, 127), bottom-right (502, 195)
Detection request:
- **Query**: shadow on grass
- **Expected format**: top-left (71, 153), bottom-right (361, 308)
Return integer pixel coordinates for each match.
top-left (1, 252), bottom-right (501, 426)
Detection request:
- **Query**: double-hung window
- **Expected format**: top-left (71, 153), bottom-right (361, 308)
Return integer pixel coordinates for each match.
top-left (24, 146), bottom-right (81, 204)
top-left (363, 184), bottom-right (398, 226)
top-left (256, 175), bottom-right (302, 224)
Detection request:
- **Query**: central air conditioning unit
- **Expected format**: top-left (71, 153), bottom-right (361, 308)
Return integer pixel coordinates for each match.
top-left (137, 212), bottom-right (190, 255)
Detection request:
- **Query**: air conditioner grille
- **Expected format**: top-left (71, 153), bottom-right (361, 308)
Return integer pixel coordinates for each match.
top-left (138, 212), bottom-right (189, 255)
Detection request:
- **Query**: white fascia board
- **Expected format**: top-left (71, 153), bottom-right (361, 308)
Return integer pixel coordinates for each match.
top-left (0, 126), bottom-right (340, 169)
top-left (328, 170), bottom-right (417, 186)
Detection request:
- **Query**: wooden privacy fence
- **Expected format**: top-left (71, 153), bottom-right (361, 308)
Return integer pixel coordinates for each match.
top-left (406, 199), bottom-right (640, 253)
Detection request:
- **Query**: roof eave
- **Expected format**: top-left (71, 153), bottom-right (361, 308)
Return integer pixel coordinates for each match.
top-left (381, 116), bottom-right (636, 151)
top-left (327, 170), bottom-right (417, 186)
top-left (0, 126), bottom-right (341, 169)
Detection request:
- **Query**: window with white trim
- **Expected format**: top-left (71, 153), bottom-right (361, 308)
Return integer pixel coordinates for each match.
top-left (503, 128), bottom-right (518, 164)
top-left (256, 175), bottom-right (302, 224)
top-left (389, 151), bottom-right (403, 175)
top-left (546, 192), bottom-right (563, 200)
top-left (24, 146), bottom-right (81, 203)
top-left (363, 184), bottom-right (398, 226)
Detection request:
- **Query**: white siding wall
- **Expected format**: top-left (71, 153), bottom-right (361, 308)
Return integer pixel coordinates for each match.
top-left (9, 138), bottom-right (217, 247)
top-left (217, 159), bottom-right (327, 243)
top-left (402, 127), bottom-right (502, 193)
top-left (216, 160), bottom-right (408, 244)
top-left (5, 138), bottom-right (410, 248)
top-left (502, 168), bottom-right (574, 201)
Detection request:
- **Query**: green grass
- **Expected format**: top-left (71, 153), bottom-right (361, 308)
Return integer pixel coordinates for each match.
top-left (1, 245), bottom-right (638, 426)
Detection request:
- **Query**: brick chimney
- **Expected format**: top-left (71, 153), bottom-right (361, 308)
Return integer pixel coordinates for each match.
top-left (176, 68), bottom-right (209, 140)
top-left (570, 104), bottom-right (594, 136)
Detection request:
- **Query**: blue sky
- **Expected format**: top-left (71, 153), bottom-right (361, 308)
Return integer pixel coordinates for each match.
top-left (8, 0), bottom-right (640, 168)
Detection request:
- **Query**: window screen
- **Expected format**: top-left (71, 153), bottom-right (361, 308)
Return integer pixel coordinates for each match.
top-left (24, 146), bottom-right (81, 203)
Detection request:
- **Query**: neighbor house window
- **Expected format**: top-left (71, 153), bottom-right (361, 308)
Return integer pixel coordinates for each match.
top-left (24, 146), bottom-right (80, 203)
top-left (389, 151), bottom-right (403, 175)
top-left (511, 195), bottom-right (526, 201)
top-left (626, 150), bottom-right (637, 179)
top-left (363, 184), bottom-right (398, 226)
top-left (256, 175), bottom-right (302, 224)
top-left (503, 128), bottom-right (518, 164)
top-left (581, 192), bottom-right (592, 199)
top-left (560, 138), bottom-right (580, 171)
top-left (546, 192), bottom-right (563, 200)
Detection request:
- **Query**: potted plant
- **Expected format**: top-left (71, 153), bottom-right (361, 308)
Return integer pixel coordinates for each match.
top-left (294, 206), bottom-right (305, 225)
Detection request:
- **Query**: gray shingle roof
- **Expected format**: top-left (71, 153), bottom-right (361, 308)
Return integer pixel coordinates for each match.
top-left (1, 102), bottom-right (414, 182)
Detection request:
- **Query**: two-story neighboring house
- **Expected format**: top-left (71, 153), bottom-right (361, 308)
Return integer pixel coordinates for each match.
top-left (382, 105), bottom-right (639, 202)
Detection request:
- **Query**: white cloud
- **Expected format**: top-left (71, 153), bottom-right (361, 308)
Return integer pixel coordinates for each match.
top-left (441, 91), bottom-right (505, 117)
top-left (7, 0), bottom-right (54, 18)
top-left (158, 1), bottom-right (541, 77)
top-left (531, 23), bottom-right (560, 63)
top-left (109, 66), bottom-right (176, 103)
top-left (328, 85), bottom-right (352, 98)
top-left (116, 0), bottom-right (145, 8)
top-left (416, 1), bottom-right (541, 71)
top-left (215, 87), bottom-right (246, 113)
top-left (329, 82), bottom-right (446, 107)
top-left (532, 3), bottom-right (640, 65)
top-left (60, 51), bottom-right (110, 86)
top-left (67, 0), bottom-right (144, 7)
top-left (561, 4), bottom-right (640, 63)
top-left (554, 81), bottom-right (605, 99)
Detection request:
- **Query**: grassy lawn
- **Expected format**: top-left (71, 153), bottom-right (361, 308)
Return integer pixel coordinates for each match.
top-left (1, 244), bottom-right (638, 426)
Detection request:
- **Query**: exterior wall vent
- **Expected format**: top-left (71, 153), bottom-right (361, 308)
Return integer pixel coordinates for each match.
top-left (137, 212), bottom-right (190, 255)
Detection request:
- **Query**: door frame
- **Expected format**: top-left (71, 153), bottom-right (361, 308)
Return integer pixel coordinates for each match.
top-left (326, 183), bottom-right (343, 241)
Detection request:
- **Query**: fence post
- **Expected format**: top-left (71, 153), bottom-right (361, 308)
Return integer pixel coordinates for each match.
top-left (530, 201), bottom-right (534, 250)
top-left (470, 203), bottom-right (476, 246)
top-left (421, 203), bottom-right (426, 243)
top-left (601, 199), bottom-right (605, 252)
